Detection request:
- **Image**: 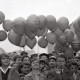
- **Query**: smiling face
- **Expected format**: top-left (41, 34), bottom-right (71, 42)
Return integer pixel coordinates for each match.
top-left (1, 56), bottom-right (10, 66)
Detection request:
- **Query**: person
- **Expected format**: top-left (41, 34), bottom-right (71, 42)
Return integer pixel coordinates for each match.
top-left (39, 53), bottom-right (49, 63)
top-left (48, 56), bottom-right (57, 70)
top-left (21, 55), bottom-right (30, 64)
top-left (0, 53), bottom-right (20, 80)
top-left (24, 59), bottom-right (47, 80)
top-left (20, 63), bottom-right (31, 80)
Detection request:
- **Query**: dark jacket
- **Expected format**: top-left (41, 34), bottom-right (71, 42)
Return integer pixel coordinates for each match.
top-left (0, 68), bottom-right (21, 80)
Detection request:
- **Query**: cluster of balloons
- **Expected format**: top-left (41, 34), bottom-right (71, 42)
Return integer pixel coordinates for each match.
top-left (0, 11), bottom-right (80, 58)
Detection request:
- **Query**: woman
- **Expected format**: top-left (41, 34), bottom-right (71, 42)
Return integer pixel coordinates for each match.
top-left (24, 59), bottom-right (47, 80)
top-left (0, 53), bottom-right (21, 80)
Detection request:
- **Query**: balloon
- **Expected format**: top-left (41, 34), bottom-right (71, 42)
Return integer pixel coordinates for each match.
top-left (38, 37), bottom-right (48, 48)
top-left (0, 30), bottom-right (7, 41)
top-left (26, 14), bottom-right (39, 33)
top-left (0, 11), bottom-right (5, 24)
top-left (38, 15), bottom-right (47, 29)
top-left (25, 24), bottom-right (36, 39)
top-left (3, 19), bottom-right (13, 32)
top-left (73, 20), bottom-right (80, 33)
top-left (26, 37), bottom-right (37, 49)
top-left (64, 29), bottom-right (74, 43)
top-left (46, 15), bottom-right (57, 32)
top-left (19, 34), bottom-right (27, 47)
top-left (64, 46), bottom-right (74, 58)
top-left (12, 17), bottom-right (26, 36)
top-left (37, 27), bottom-right (48, 37)
top-left (54, 28), bottom-right (63, 37)
top-left (71, 36), bottom-right (80, 52)
top-left (54, 42), bottom-right (67, 53)
top-left (57, 17), bottom-right (69, 31)
top-left (46, 32), bottom-right (57, 44)
top-left (57, 33), bottom-right (67, 45)
top-left (8, 29), bottom-right (22, 46)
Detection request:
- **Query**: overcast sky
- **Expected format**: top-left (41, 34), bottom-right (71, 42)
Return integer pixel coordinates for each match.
top-left (0, 0), bottom-right (80, 53)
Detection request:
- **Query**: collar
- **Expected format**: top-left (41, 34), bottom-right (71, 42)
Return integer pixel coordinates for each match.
top-left (0, 66), bottom-right (11, 74)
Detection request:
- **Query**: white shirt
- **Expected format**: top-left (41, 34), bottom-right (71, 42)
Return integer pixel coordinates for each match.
top-left (0, 66), bottom-right (11, 74)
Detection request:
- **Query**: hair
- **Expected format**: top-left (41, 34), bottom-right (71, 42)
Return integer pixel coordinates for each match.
top-left (13, 55), bottom-right (21, 61)
top-left (57, 54), bottom-right (66, 61)
top-left (39, 53), bottom-right (49, 59)
top-left (20, 51), bottom-right (28, 56)
top-left (21, 55), bottom-right (30, 62)
top-left (0, 53), bottom-right (10, 66)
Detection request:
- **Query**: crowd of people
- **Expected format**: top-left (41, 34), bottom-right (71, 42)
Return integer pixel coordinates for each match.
top-left (0, 51), bottom-right (80, 80)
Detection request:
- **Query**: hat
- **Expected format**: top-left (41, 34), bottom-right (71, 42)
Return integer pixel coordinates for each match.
top-left (49, 56), bottom-right (57, 61)
top-left (39, 59), bottom-right (46, 64)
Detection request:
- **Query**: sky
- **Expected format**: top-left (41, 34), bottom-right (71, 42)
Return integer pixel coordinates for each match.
top-left (0, 0), bottom-right (80, 53)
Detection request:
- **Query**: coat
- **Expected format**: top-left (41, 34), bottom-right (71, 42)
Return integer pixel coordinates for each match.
top-left (0, 68), bottom-right (21, 80)
top-left (24, 71), bottom-right (47, 80)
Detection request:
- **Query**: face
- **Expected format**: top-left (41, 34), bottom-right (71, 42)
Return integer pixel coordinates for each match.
top-left (40, 56), bottom-right (48, 62)
top-left (12, 63), bottom-right (18, 70)
top-left (57, 57), bottom-right (65, 67)
top-left (49, 59), bottom-right (56, 67)
top-left (16, 58), bottom-right (21, 64)
top-left (1, 56), bottom-right (10, 66)
top-left (21, 64), bottom-right (30, 74)
top-left (70, 65), bottom-right (77, 72)
top-left (39, 62), bottom-right (45, 70)
top-left (23, 57), bottom-right (30, 64)
top-left (31, 60), bottom-right (39, 69)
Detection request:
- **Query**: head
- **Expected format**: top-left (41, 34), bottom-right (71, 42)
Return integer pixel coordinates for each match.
top-left (57, 54), bottom-right (66, 68)
top-left (22, 55), bottom-right (30, 64)
top-left (11, 63), bottom-right (18, 70)
top-left (69, 62), bottom-right (78, 73)
top-left (31, 59), bottom-right (39, 70)
top-left (13, 55), bottom-right (21, 65)
top-left (0, 53), bottom-right (10, 67)
top-left (39, 53), bottom-right (49, 63)
top-left (73, 57), bottom-right (80, 65)
top-left (39, 59), bottom-right (46, 70)
top-left (30, 54), bottom-right (38, 61)
top-left (21, 63), bottom-right (31, 74)
top-left (49, 56), bottom-right (57, 68)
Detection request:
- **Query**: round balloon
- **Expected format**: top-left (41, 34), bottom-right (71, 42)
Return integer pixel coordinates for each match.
top-left (57, 33), bottom-right (67, 45)
top-left (46, 15), bottom-right (57, 32)
top-left (25, 24), bottom-right (36, 39)
top-left (71, 36), bottom-right (80, 52)
top-left (54, 42), bottom-right (66, 53)
top-left (57, 17), bottom-right (69, 31)
top-left (38, 37), bottom-right (48, 48)
top-left (3, 19), bottom-right (13, 32)
top-left (64, 46), bottom-right (74, 58)
top-left (46, 32), bottom-right (57, 44)
top-left (26, 14), bottom-right (39, 33)
top-left (64, 29), bottom-right (74, 43)
top-left (12, 17), bottom-right (26, 36)
top-left (0, 11), bottom-right (5, 24)
top-left (54, 28), bottom-right (63, 37)
top-left (26, 37), bottom-right (37, 49)
top-left (0, 30), bottom-right (7, 41)
top-left (38, 15), bottom-right (47, 29)
top-left (8, 29), bottom-right (22, 46)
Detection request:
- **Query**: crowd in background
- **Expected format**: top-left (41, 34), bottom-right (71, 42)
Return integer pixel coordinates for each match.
top-left (0, 51), bottom-right (80, 80)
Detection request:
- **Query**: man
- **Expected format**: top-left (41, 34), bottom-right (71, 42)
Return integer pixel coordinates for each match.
top-left (0, 53), bottom-right (20, 80)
